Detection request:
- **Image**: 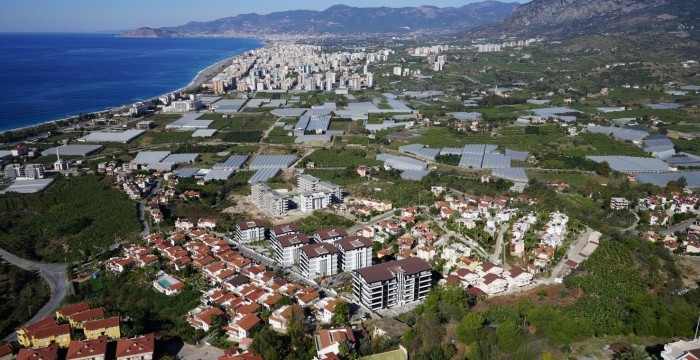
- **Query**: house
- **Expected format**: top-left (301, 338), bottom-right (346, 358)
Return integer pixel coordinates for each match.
top-left (17, 344), bottom-right (59, 360)
top-left (219, 351), bottom-right (264, 360)
top-left (198, 218), bottom-right (218, 229)
top-left (314, 298), bottom-right (342, 324)
top-left (299, 243), bottom-right (339, 279)
top-left (315, 327), bottom-right (356, 359)
top-left (83, 317), bottom-right (121, 340)
top-left (226, 313), bottom-right (262, 342)
top-left (0, 345), bottom-right (12, 360)
top-left (650, 212), bottom-right (670, 226)
top-left (56, 302), bottom-right (91, 320)
top-left (236, 220), bottom-right (266, 244)
top-left (269, 305), bottom-right (297, 333)
top-left (659, 339), bottom-right (700, 360)
top-left (21, 320), bottom-right (71, 349)
top-left (504, 267), bottom-right (533, 288)
top-left (175, 218), bottom-right (195, 231)
top-left (271, 233), bottom-right (311, 267)
top-left (334, 236), bottom-right (373, 272)
top-left (66, 336), bottom-right (109, 360)
top-left (68, 308), bottom-right (105, 329)
top-left (187, 306), bottom-right (225, 332)
top-left (313, 228), bottom-right (348, 244)
top-left (479, 273), bottom-right (508, 295)
top-left (153, 272), bottom-right (184, 296)
top-left (610, 197), bottom-right (629, 210)
top-left (116, 334), bottom-right (155, 360)
top-left (477, 261), bottom-right (503, 276)
top-left (353, 258), bottom-right (432, 310)
top-left (416, 245), bottom-right (437, 261)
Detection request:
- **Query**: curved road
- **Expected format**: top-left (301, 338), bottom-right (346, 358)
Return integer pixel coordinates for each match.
top-left (0, 248), bottom-right (69, 342)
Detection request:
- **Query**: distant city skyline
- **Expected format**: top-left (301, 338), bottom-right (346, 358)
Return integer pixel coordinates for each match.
top-left (0, 0), bottom-right (527, 33)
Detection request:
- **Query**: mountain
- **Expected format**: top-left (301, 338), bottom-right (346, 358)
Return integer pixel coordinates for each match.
top-left (123, 2), bottom-right (520, 37)
top-left (474, 0), bottom-right (700, 38)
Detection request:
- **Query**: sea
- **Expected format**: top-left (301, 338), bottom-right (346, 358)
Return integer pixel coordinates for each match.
top-left (0, 33), bottom-right (263, 132)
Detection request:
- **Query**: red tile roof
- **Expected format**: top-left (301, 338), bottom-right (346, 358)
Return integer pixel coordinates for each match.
top-left (83, 317), bottom-right (120, 331)
top-left (66, 336), bottom-right (108, 360)
top-left (58, 302), bottom-right (91, 317)
top-left (17, 344), bottom-right (59, 360)
top-left (115, 334), bottom-right (155, 359)
top-left (32, 324), bottom-right (70, 340)
top-left (69, 308), bottom-right (105, 323)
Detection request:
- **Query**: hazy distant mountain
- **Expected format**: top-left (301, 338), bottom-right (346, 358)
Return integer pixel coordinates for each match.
top-left (473, 0), bottom-right (699, 38)
top-left (123, 2), bottom-right (520, 37)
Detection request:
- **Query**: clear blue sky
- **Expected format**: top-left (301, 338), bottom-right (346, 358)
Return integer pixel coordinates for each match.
top-left (0, 0), bottom-right (527, 32)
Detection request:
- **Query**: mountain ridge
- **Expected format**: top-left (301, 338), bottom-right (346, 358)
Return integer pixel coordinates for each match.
top-left (123, 1), bottom-right (520, 38)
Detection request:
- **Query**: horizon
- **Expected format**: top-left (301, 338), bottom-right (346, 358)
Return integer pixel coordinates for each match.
top-left (0, 0), bottom-right (528, 33)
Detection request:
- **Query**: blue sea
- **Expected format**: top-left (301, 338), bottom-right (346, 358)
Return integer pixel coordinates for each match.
top-left (0, 33), bottom-right (262, 132)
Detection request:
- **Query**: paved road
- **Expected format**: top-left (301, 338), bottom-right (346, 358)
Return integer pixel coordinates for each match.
top-left (1, 248), bottom-right (69, 342)
top-left (662, 217), bottom-right (697, 235)
top-left (549, 227), bottom-right (594, 280)
top-left (489, 224), bottom-right (509, 264)
top-left (347, 211), bottom-right (396, 234)
top-left (420, 206), bottom-right (488, 257)
top-left (138, 179), bottom-right (162, 237)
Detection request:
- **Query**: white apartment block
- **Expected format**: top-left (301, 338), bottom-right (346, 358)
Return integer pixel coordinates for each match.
top-left (314, 227), bottom-right (348, 244)
top-left (353, 258), bottom-right (433, 310)
top-left (334, 236), bottom-right (373, 272)
top-left (299, 191), bottom-right (332, 212)
top-left (299, 243), bottom-right (339, 279)
top-left (270, 223), bottom-right (300, 242)
top-left (4, 164), bottom-right (45, 179)
top-left (297, 174), bottom-right (343, 202)
top-left (236, 219), bottom-right (265, 244)
top-left (610, 197), bottom-right (629, 210)
top-left (272, 233), bottom-right (311, 267)
top-left (251, 182), bottom-right (289, 217)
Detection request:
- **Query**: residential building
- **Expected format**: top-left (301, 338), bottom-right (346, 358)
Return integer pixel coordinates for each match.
top-left (226, 313), bottom-right (262, 341)
top-left (610, 197), bottom-right (629, 210)
top-left (83, 317), bottom-right (121, 340)
top-left (299, 243), bottom-right (339, 279)
top-left (269, 223), bottom-right (300, 243)
top-left (268, 304), bottom-right (297, 333)
top-left (17, 344), bottom-right (59, 360)
top-left (115, 334), bottom-right (155, 360)
top-left (251, 183), bottom-right (289, 217)
top-left (0, 344), bottom-right (12, 360)
top-left (313, 228), bottom-right (347, 244)
top-left (271, 233), bottom-right (311, 267)
top-left (66, 336), bottom-right (108, 360)
top-left (68, 308), bottom-right (105, 329)
top-left (315, 327), bottom-right (356, 359)
top-left (299, 191), bottom-right (332, 212)
top-left (334, 236), bottom-right (373, 272)
top-left (4, 164), bottom-right (45, 180)
top-left (297, 174), bottom-right (343, 202)
top-left (352, 258), bottom-right (433, 310)
top-left (56, 302), bottom-right (91, 320)
top-left (30, 324), bottom-right (71, 348)
top-left (236, 220), bottom-right (265, 244)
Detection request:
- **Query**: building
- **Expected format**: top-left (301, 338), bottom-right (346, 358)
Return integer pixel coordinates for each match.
top-left (30, 324), bottom-right (71, 348)
top-left (236, 220), bottom-right (266, 244)
top-left (297, 174), bottom-right (343, 202)
top-left (334, 236), bottom-right (373, 272)
top-left (17, 344), bottom-right (59, 360)
top-left (0, 345), bottom-right (12, 360)
top-left (315, 327), bottom-right (356, 359)
top-left (660, 339), bottom-right (700, 360)
top-left (83, 317), bottom-right (121, 340)
top-left (299, 243), bottom-right (339, 279)
top-left (271, 233), bottom-right (312, 267)
top-left (129, 102), bottom-right (150, 117)
top-left (353, 258), bottom-right (432, 310)
top-left (269, 223), bottom-right (300, 243)
top-left (4, 164), bottom-right (45, 180)
top-left (610, 197), bottom-right (629, 210)
top-left (251, 183), bottom-right (289, 217)
top-left (66, 336), bottom-right (109, 360)
top-left (313, 228), bottom-right (348, 244)
top-left (226, 313), bottom-right (262, 341)
top-left (116, 334), bottom-right (155, 360)
top-left (299, 191), bottom-right (332, 212)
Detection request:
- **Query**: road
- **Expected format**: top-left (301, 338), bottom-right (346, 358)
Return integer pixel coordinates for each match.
top-left (489, 224), bottom-right (509, 264)
top-left (138, 179), bottom-right (163, 237)
top-left (0, 248), bottom-right (69, 342)
top-left (347, 211), bottom-right (397, 234)
top-left (420, 206), bottom-right (488, 257)
top-left (662, 217), bottom-right (697, 235)
top-left (549, 227), bottom-right (594, 280)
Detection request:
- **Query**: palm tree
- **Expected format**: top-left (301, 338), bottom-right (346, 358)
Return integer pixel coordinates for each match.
top-left (615, 345), bottom-right (655, 360)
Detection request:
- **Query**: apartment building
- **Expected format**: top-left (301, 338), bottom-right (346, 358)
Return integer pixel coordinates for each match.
top-left (299, 191), bottom-right (332, 212)
top-left (251, 183), bottom-right (289, 217)
top-left (313, 227), bottom-right (348, 244)
top-left (353, 258), bottom-right (432, 310)
top-left (297, 174), bottom-right (343, 202)
top-left (299, 243), bottom-right (339, 279)
top-left (236, 220), bottom-right (265, 244)
top-left (334, 236), bottom-right (373, 272)
top-left (271, 233), bottom-right (311, 267)
top-left (270, 223), bottom-right (300, 243)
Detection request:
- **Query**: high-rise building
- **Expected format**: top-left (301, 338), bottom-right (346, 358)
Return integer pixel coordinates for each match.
top-left (353, 258), bottom-right (433, 310)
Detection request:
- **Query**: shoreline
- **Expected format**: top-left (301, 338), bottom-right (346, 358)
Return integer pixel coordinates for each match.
top-left (0, 40), bottom-right (266, 137)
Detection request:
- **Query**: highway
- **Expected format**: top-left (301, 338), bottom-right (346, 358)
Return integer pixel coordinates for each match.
top-left (0, 248), bottom-right (69, 342)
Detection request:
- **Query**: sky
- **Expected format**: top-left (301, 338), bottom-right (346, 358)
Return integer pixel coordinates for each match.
top-left (0, 0), bottom-right (527, 33)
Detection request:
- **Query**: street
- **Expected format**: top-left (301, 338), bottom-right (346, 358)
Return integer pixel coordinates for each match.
top-left (0, 248), bottom-right (69, 342)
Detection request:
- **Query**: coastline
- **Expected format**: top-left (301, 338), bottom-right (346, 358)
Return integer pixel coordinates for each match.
top-left (0, 39), bottom-right (266, 137)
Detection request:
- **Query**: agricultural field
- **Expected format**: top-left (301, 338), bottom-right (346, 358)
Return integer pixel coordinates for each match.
top-left (305, 148), bottom-right (382, 168)
top-left (266, 127), bottom-right (294, 144)
top-left (138, 131), bottom-right (194, 145)
top-left (0, 261), bottom-right (50, 339)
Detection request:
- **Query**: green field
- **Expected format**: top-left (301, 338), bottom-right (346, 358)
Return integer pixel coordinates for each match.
top-left (360, 349), bottom-right (406, 360)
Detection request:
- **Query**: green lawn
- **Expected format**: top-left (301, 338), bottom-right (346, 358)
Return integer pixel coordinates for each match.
top-left (360, 349), bottom-right (406, 360)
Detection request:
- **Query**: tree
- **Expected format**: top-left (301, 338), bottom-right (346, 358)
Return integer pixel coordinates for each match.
top-left (456, 311), bottom-right (485, 344)
top-left (331, 301), bottom-right (350, 327)
top-left (250, 327), bottom-right (288, 360)
top-left (615, 345), bottom-right (653, 360)
top-left (495, 322), bottom-right (526, 354)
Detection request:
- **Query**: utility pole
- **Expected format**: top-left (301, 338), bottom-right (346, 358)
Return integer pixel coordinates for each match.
top-left (695, 315), bottom-right (700, 340)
